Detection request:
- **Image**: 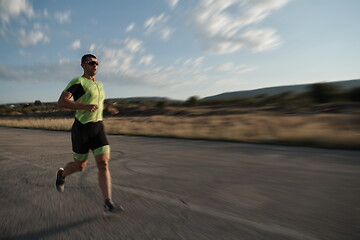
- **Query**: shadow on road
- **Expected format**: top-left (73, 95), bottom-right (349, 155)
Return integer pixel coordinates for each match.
top-left (2, 216), bottom-right (99, 240)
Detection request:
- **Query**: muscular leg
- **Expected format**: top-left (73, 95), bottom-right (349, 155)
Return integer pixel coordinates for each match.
top-left (62, 159), bottom-right (88, 177)
top-left (95, 153), bottom-right (111, 201)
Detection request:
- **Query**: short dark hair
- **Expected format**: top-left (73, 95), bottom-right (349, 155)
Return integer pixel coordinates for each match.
top-left (81, 54), bottom-right (97, 63)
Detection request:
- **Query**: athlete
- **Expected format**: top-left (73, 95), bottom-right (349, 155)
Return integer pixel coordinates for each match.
top-left (55, 54), bottom-right (123, 214)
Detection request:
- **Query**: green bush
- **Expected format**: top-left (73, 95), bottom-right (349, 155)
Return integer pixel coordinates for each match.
top-left (156, 100), bottom-right (167, 109)
top-left (348, 87), bottom-right (360, 102)
top-left (308, 83), bottom-right (339, 103)
top-left (34, 100), bottom-right (42, 106)
top-left (184, 96), bottom-right (199, 107)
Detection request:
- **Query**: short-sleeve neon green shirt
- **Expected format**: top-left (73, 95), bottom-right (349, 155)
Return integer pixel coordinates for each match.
top-left (64, 76), bottom-right (105, 124)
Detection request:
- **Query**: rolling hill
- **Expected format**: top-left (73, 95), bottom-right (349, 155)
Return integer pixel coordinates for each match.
top-left (203, 79), bottom-right (360, 100)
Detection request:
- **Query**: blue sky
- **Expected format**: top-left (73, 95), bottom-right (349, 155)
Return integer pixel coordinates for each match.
top-left (0, 0), bottom-right (359, 104)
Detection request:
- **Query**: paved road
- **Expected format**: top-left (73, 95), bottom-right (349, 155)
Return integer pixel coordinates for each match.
top-left (0, 127), bottom-right (359, 240)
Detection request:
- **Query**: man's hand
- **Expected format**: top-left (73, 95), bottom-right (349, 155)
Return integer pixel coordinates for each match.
top-left (108, 106), bottom-right (119, 115)
top-left (87, 104), bottom-right (99, 112)
top-left (58, 91), bottom-right (99, 112)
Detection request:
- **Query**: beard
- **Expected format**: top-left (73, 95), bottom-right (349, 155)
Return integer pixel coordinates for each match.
top-left (87, 69), bottom-right (97, 76)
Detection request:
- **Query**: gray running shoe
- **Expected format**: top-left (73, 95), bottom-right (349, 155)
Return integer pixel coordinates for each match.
top-left (55, 168), bottom-right (65, 192)
top-left (104, 199), bottom-right (124, 215)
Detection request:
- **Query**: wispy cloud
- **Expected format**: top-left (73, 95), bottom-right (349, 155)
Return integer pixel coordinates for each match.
top-left (144, 13), bottom-right (174, 41)
top-left (69, 40), bottom-right (81, 50)
top-left (18, 29), bottom-right (49, 46)
top-left (125, 23), bottom-right (135, 33)
top-left (0, 37), bottom-right (205, 89)
top-left (0, 50), bottom-right (253, 94)
top-left (0, 30), bottom-right (255, 92)
top-left (166, 0), bottom-right (180, 9)
top-left (0, 62), bottom-right (78, 83)
top-left (240, 28), bottom-right (282, 52)
top-left (18, 49), bottom-right (30, 57)
top-left (88, 43), bottom-right (96, 52)
top-left (54, 10), bottom-right (71, 24)
top-left (43, 9), bottom-right (49, 18)
top-left (102, 47), bottom-right (135, 74)
top-left (189, 0), bottom-right (288, 54)
top-left (59, 58), bottom-right (70, 64)
top-left (138, 55), bottom-right (154, 66)
top-left (216, 62), bottom-right (255, 73)
top-left (0, 0), bottom-right (34, 24)
top-left (0, 0), bottom-right (62, 51)
top-left (33, 22), bottom-right (48, 30)
top-left (124, 38), bottom-right (143, 53)
top-left (183, 57), bottom-right (204, 68)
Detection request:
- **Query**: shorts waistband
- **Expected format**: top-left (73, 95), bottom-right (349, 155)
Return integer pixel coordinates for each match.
top-left (74, 118), bottom-right (103, 126)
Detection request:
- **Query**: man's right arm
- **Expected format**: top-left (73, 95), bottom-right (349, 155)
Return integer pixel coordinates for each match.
top-left (57, 91), bottom-right (98, 112)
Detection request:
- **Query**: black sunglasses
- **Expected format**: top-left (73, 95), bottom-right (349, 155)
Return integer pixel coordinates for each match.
top-left (84, 61), bottom-right (99, 66)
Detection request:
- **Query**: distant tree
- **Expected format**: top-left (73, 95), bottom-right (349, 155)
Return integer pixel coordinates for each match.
top-left (185, 96), bottom-right (199, 107)
top-left (156, 100), bottom-right (167, 109)
top-left (34, 100), bottom-right (42, 106)
top-left (309, 83), bottom-right (338, 103)
top-left (348, 87), bottom-right (360, 102)
top-left (256, 94), bottom-right (267, 99)
top-left (278, 91), bottom-right (293, 98)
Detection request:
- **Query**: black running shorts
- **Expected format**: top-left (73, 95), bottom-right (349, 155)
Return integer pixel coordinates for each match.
top-left (71, 119), bottom-right (110, 161)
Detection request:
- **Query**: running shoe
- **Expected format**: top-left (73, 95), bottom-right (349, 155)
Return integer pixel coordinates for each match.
top-left (104, 199), bottom-right (124, 215)
top-left (55, 168), bottom-right (65, 192)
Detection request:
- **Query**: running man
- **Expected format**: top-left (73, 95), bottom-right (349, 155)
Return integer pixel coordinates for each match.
top-left (55, 54), bottom-right (123, 214)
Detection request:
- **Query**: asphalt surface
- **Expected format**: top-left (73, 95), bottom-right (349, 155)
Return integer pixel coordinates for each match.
top-left (0, 127), bottom-right (359, 240)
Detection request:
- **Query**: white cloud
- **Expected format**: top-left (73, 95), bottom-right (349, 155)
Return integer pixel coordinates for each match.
top-left (59, 58), bottom-right (70, 64)
top-left (33, 22), bottom-right (48, 30)
top-left (18, 29), bottom-right (49, 46)
top-left (160, 28), bottom-right (173, 41)
top-left (18, 49), bottom-right (30, 57)
top-left (1, 52), bottom-right (165, 89)
top-left (70, 40), bottom-right (81, 50)
top-left (0, 29), bottom-right (6, 38)
top-left (144, 13), bottom-right (166, 29)
top-left (89, 43), bottom-right (96, 52)
top-left (125, 23), bottom-right (135, 33)
top-left (54, 11), bottom-right (71, 24)
top-left (124, 38), bottom-right (143, 53)
top-left (217, 62), bottom-right (255, 73)
top-left (139, 55), bottom-right (154, 66)
top-left (183, 57), bottom-right (204, 68)
top-left (0, 0), bottom-right (34, 24)
top-left (111, 39), bottom-right (122, 45)
top-left (217, 62), bottom-right (235, 72)
top-left (144, 13), bottom-right (174, 41)
top-left (0, 42), bottom-right (252, 93)
top-left (102, 47), bottom-right (134, 73)
top-left (189, 0), bottom-right (289, 54)
top-left (240, 28), bottom-right (281, 52)
top-left (80, 45), bottom-right (206, 89)
top-left (0, 62), bottom-right (78, 83)
top-left (101, 37), bottom-right (145, 74)
top-left (166, 0), bottom-right (180, 9)
top-left (43, 9), bottom-right (48, 18)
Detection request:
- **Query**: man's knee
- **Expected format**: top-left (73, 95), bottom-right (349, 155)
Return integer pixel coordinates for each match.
top-left (96, 159), bottom-right (109, 170)
top-left (95, 154), bottom-right (109, 170)
top-left (74, 160), bottom-right (87, 171)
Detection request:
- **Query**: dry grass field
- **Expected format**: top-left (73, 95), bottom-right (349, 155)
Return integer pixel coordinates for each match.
top-left (0, 113), bottom-right (359, 149)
